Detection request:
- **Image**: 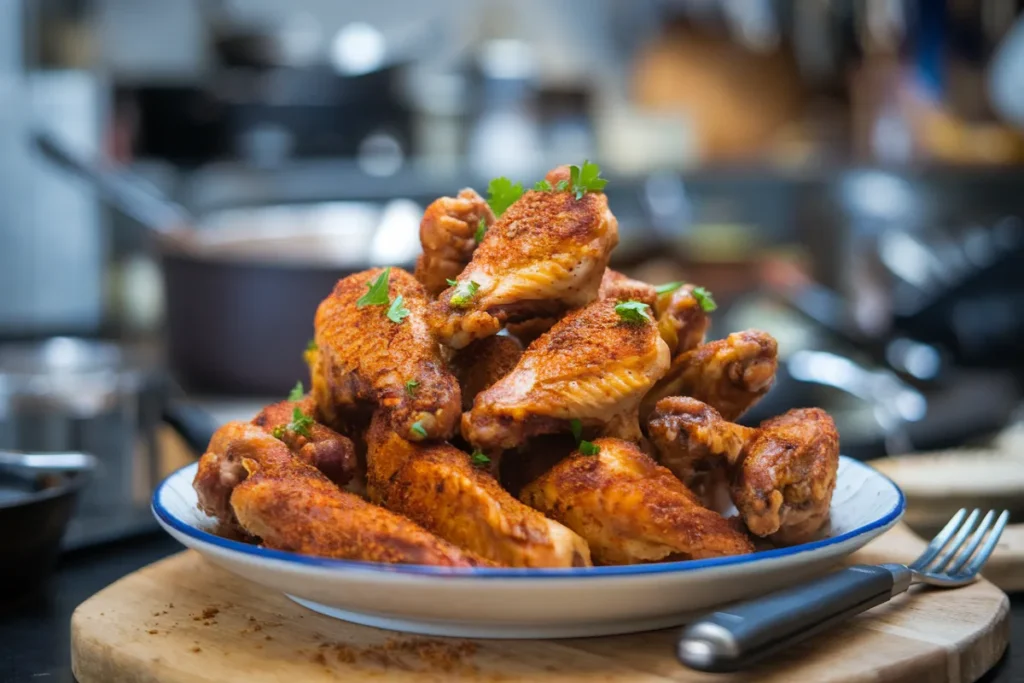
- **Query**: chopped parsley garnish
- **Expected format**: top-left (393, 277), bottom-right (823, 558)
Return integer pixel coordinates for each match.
top-left (470, 450), bottom-right (491, 468)
top-left (271, 425), bottom-right (285, 439)
top-left (410, 421), bottom-right (428, 439)
top-left (306, 338), bottom-right (318, 352)
top-left (533, 179), bottom-right (552, 191)
top-left (615, 300), bottom-right (652, 324)
top-left (570, 418), bottom-right (583, 443)
top-left (569, 160), bottom-right (607, 200)
top-left (579, 440), bottom-right (600, 456)
top-left (288, 381), bottom-right (304, 402)
top-left (474, 218), bottom-right (487, 243)
top-left (405, 379), bottom-right (420, 396)
top-left (386, 295), bottom-right (410, 324)
top-left (277, 406), bottom-right (314, 439)
top-left (556, 179), bottom-right (569, 191)
top-left (654, 281), bottom-right (684, 296)
top-left (486, 177), bottom-right (524, 217)
top-left (692, 286), bottom-right (718, 313)
top-left (449, 280), bottom-right (480, 308)
top-left (356, 267), bottom-right (391, 308)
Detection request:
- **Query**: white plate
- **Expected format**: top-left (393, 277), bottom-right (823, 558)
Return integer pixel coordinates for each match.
top-left (153, 456), bottom-right (904, 639)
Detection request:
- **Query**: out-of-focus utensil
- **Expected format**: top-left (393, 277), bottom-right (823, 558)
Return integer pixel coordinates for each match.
top-left (0, 451), bottom-right (97, 474)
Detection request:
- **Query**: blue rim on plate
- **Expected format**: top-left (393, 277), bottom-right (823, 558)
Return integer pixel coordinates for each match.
top-left (153, 458), bottom-right (905, 579)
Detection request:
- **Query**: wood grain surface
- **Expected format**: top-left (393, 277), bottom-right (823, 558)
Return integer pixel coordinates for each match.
top-left (71, 524), bottom-right (1009, 683)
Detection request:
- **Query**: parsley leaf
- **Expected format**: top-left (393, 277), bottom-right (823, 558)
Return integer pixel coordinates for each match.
top-left (570, 418), bottom-right (583, 443)
top-left (405, 379), bottom-right (419, 396)
top-left (272, 425), bottom-right (285, 439)
top-left (357, 267), bottom-right (391, 308)
top-left (486, 177), bottom-right (524, 217)
top-left (386, 294), bottom-right (410, 324)
top-left (288, 381), bottom-right (304, 402)
top-left (287, 406), bottom-right (314, 439)
top-left (446, 278), bottom-right (458, 287)
top-left (470, 450), bottom-right (491, 467)
top-left (615, 300), bottom-right (652, 324)
top-left (556, 179), bottom-right (569, 191)
top-left (534, 179), bottom-right (552, 191)
top-left (568, 160), bottom-right (608, 200)
top-left (654, 281), bottom-right (684, 296)
top-left (306, 338), bottom-right (318, 352)
top-left (449, 280), bottom-right (480, 308)
top-left (579, 440), bottom-right (600, 456)
top-left (410, 421), bottom-right (428, 439)
top-left (475, 218), bottom-right (487, 243)
top-left (692, 286), bottom-right (717, 312)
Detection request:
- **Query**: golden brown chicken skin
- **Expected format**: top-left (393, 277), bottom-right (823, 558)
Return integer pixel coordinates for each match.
top-left (414, 189), bottom-right (494, 296)
top-left (311, 267), bottom-right (461, 442)
top-left (219, 423), bottom-right (487, 566)
top-left (648, 396), bottom-right (839, 545)
top-left (450, 335), bottom-right (523, 411)
top-left (462, 298), bottom-right (670, 451)
top-left (598, 268), bottom-right (658, 308)
top-left (654, 284), bottom-right (711, 359)
top-left (520, 438), bottom-right (753, 564)
top-left (640, 329), bottom-right (778, 423)
top-left (365, 414), bottom-right (591, 568)
top-left (433, 189), bottom-right (619, 349)
top-left (193, 421), bottom-right (255, 539)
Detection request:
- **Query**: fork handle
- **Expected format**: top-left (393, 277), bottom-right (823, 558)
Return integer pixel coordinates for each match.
top-left (677, 565), bottom-right (899, 672)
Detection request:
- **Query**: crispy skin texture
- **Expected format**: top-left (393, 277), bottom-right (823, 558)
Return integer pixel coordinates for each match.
top-left (462, 299), bottom-right (670, 450)
top-left (598, 269), bottom-right (658, 309)
top-left (520, 438), bottom-right (753, 564)
top-left (648, 397), bottom-right (839, 545)
top-left (365, 415), bottom-right (591, 567)
top-left (654, 284), bottom-right (710, 359)
top-left (433, 189), bottom-right (619, 349)
top-left (312, 267), bottom-right (461, 442)
top-left (414, 189), bottom-right (494, 296)
top-left (451, 335), bottom-right (523, 411)
top-left (193, 422), bottom-right (254, 539)
top-left (216, 422), bottom-right (485, 566)
top-left (640, 330), bottom-right (778, 423)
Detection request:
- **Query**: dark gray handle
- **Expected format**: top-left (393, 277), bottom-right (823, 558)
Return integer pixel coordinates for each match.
top-left (677, 565), bottom-right (895, 672)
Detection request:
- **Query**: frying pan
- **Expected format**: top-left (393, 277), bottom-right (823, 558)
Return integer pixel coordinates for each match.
top-left (34, 133), bottom-right (377, 395)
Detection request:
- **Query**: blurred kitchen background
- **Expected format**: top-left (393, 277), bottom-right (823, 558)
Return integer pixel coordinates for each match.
top-left (3, 0), bottom-right (1024, 547)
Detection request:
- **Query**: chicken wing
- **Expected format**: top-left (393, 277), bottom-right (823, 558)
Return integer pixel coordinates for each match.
top-left (414, 189), bottom-right (494, 296)
top-left (365, 414), bottom-right (591, 567)
top-left (648, 397), bottom-right (839, 545)
top-left (463, 298), bottom-right (670, 450)
top-left (598, 268), bottom-right (658, 308)
top-left (654, 284), bottom-right (710, 359)
top-left (433, 188), bottom-right (619, 349)
top-left (640, 330), bottom-right (778, 422)
top-left (450, 334), bottom-right (523, 411)
top-left (310, 267), bottom-right (461, 441)
top-left (520, 438), bottom-right (753, 564)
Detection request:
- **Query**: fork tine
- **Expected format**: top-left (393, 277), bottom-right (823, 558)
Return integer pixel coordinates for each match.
top-left (910, 508), bottom-right (967, 571)
top-left (926, 509), bottom-right (981, 573)
top-left (946, 510), bottom-right (995, 575)
top-left (958, 511), bottom-right (1011, 578)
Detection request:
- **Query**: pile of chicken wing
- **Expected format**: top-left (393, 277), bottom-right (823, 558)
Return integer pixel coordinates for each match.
top-left (193, 163), bottom-right (840, 569)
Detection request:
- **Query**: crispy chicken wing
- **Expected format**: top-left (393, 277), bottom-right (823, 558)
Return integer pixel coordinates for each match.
top-left (463, 299), bottom-right (670, 450)
top-left (365, 415), bottom-right (591, 567)
top-left (414, 189), bottom-right (494, 295)
top-left (640, 330), bottom-right (778, 422)
top-left (648, 397), bottom-right (839, 545)
top-left (654, 284), bottom-right (710, 359)
top-left (520, 438), bottom-right (753, 564)
top-left (311, 267), bottom-right (461, 442)
top-left (598, 269), bottom-right (658, 308)
top-left (450, 335), bottom-right (523, 411)
top-left (433, 189), bottom-right (619, 349)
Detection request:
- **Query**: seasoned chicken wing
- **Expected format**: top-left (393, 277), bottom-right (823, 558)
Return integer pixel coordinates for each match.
top-left (414, 189), bottom-right (494, 295)
top-left (310, 267), bottom-right (461, 441)
top-left (450, 335), bottom-right (523, 411)
top-left (648, 397), bottom-right (839, 545)
top-left (520, 438), bottom-right (753, 564)
top-left (640, 330), bottom-right (778, 422)
top-left (365, 414), bottom-right (591, 567)
top-left (433, 189), bottom-right (619, 349)
top-left (654, 284), bottom-right (711, 359)
top-left (598, 268), bottom-right (658, 308)
top-left (463, 299), bottom-right (670, 450)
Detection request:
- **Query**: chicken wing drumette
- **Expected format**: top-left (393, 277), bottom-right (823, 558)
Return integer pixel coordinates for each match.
top-left (413, 189), bottom-right (494, 296)
top-left (648, 396), bottom-right (839, 545)
top-left (520, 438), bottom-right (753, 564)
top-left (462, 298), bottom-right (670, 451)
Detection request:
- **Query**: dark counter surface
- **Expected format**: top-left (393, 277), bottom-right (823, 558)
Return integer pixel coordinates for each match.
top-left (1, 532), bottom-right (1021, 682)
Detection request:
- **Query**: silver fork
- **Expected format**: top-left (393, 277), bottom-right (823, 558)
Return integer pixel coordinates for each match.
top-left (677, 508), bottom-right (1011, 673)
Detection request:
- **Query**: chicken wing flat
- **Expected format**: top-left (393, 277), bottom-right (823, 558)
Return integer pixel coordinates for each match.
top-left (414, 189), bottom-right (494, 296)
top-left (520, 438), bottom-right (753, 564)
top-left (433, 189), bottom-right (619, 349)
top-left (648, 396), bottom-right (839, 545)
top-left (598, 269), bottom-right (657, 308)
top-left (311, 267), bottom-right (461, 441)
top-left (640, 330), bottom-right (778, 423)
top-left (365, 415), bottom-right (591, 567)
top-left (450, 335), bottom-right (523, 411)
top-left (654, 284), bottom-right (711, 359)
top-left (463, 298), bottom-right (670, 450)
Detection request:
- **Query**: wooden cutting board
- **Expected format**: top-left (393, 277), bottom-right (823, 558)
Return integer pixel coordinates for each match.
top-left (71, 524), bottom-right (1009, 683)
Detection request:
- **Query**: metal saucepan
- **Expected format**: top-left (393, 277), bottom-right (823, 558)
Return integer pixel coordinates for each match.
top-left (34, 133), bottom-right (420, 395)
